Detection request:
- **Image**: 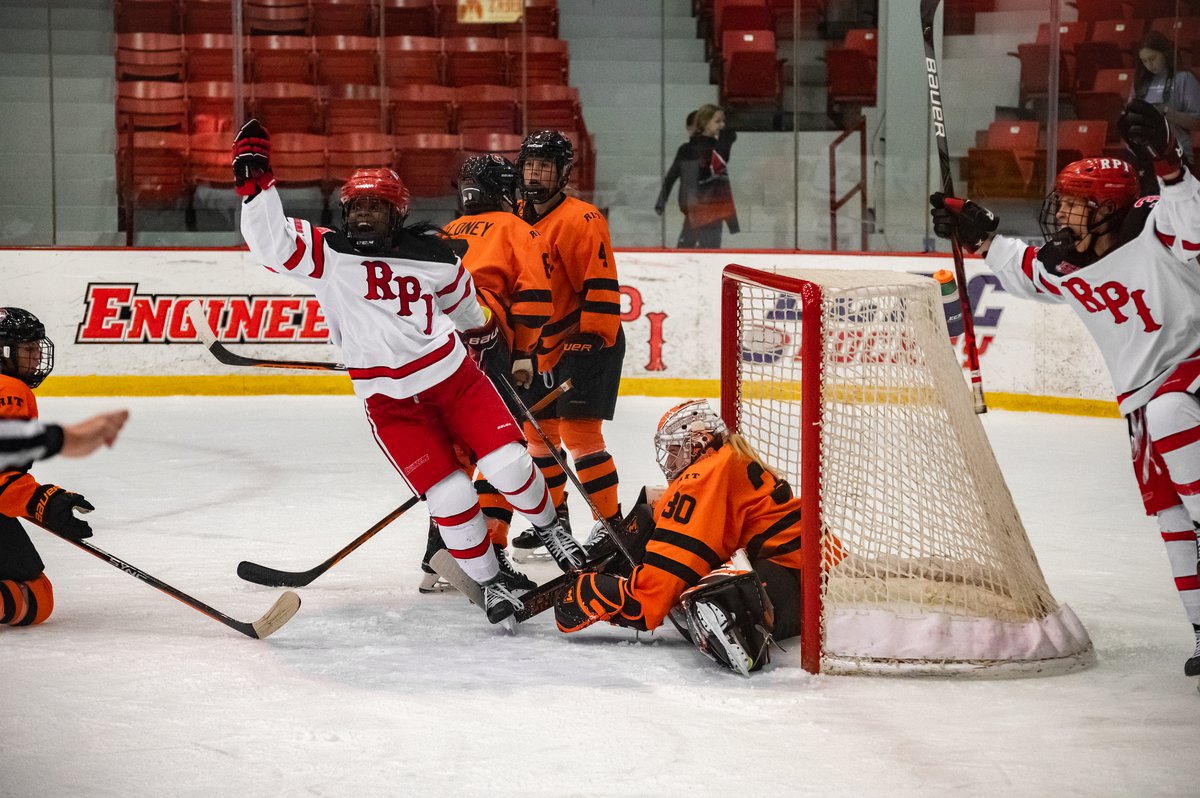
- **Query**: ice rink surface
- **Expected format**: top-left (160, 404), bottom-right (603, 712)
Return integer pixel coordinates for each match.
top-left (2, 395), bottom-right (1197, 797)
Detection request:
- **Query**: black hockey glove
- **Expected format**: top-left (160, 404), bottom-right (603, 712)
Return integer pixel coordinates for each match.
top-left (556, 332), bottom-right (606, 390)
top-left (555, 570), bottom-right (633, 633)
top-left (1119, 98), bottom-right (1183, 179)
top-left (26, 484), bottom-right (94, 540)
top-left (929, 192), bottom-right (998, 253)
top-left (232, 118), bottom-right (274, 198)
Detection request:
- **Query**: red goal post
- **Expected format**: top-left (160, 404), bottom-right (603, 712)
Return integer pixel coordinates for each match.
top-left (720, 264), bottom-right (1094, 676)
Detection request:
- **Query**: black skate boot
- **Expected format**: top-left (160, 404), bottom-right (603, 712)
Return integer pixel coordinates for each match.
top-left (494, 543), bottom-right (535, 591)
top-left (513, 498), bottom-right (571, 563)
top-left (532, 520), bottom-right (586, 572)
top-left (419, 518), bottom-right (454, 594)
top-left (480, 573), bottom-right (524, 626)
top-left (1186, 625), bottom-right (1200, 677)
top-left (583, 508), bottom-right (624, 559)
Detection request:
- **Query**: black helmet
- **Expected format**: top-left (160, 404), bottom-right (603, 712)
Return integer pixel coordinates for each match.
top-left (517, 130), bottom-right (574, 203)
top-left (0, 307), bottom-right (54, 388)
top-left (457, 154), bottom-right (519, 214)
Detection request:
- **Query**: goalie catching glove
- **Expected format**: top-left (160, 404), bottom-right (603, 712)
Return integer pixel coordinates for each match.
top-left (27, 484), bottom-right (94, 541)
top-left (1119, 98), bottom-right (1184, 180)
top-left (929, 192), bottom-right (998, 253)
top-left (232, 118), bottom-right (275, 198)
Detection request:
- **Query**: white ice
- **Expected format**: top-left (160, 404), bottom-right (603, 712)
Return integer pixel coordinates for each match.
top-left (2, 395), bottom-right (1197, 797)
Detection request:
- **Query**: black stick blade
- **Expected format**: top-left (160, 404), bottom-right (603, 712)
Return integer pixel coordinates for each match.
top-left (237, 559), bottom-right (317, 588)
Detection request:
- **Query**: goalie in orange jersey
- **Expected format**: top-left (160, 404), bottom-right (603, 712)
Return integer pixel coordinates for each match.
top-left (555, 400), bottom-right (845, 676)
top-left (418, 154), bottom-right (555, 593)
top-left (0, 308), bottom-right (121, 628)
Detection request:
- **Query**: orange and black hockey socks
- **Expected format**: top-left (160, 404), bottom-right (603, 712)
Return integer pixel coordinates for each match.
top-left (524, 418), bottom-right (567, 508)
top-left (0, 574), bottom-right (53, 626)
top-left (560, 419), bottom-right (620, 520)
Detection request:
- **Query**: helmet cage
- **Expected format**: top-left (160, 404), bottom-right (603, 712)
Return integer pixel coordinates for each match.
top-left (654, 400), bottom-right (727, 481)
top-left (518, 130), bottom-right (574, 203)
top-left (339, 168), bottom-right (410, 252)
top-left (0, 307), bottom-right (54, 389)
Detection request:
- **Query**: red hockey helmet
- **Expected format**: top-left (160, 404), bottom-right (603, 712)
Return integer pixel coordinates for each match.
top-left (339, 168), bottom-right (410, 217)
top-left (1053, 158), bottom-right (1139, 207)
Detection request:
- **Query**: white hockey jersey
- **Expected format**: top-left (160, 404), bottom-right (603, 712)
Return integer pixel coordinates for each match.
top-left (985, 171), bottom-right (1200, 414)
top-left (240, 186), bottom-right (485, 400)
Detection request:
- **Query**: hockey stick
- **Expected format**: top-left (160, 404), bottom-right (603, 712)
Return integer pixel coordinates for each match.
top-left (40, 525), bottom-right (300, 639)
top-left (237, 496), bottom-right (420, 587)
top-left (186, 300), bottom-right (348, 371)
top-left (235, 383), bottom-right (573, 587)
top-left (920, 0), bottom-right (988, 414)
top-left (493, 375), bottom-right (639, 569)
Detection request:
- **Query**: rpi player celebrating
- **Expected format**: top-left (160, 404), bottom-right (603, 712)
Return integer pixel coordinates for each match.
top-left (0, 308), bottom-right (112, 628)
top-left (231, 119), bottom-right (583, 625)
top-left (930, 99), bottom-right (1200, 679)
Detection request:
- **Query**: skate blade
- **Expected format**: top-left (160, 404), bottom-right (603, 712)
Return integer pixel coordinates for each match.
top-left (512, 548), bottom-right (553, 564)
top-left (418, 573), bottom-right (458, 594)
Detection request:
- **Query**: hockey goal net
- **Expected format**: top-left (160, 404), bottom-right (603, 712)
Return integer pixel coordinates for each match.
top-left (720, 265), bottom-right (1094, 676)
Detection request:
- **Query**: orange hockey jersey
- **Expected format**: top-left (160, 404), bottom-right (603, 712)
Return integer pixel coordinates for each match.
top-left (0, 374), bottom-right (45, 520)
top-left (622, 442), bottom-right (837, 631)
top-left (523, 196), bottom-right (621, 370)
top-left (443, 210), bottom-right (552, 357)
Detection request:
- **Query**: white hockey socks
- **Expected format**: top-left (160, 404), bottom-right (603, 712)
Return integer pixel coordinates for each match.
top-left (477, 442), bottom-right (558, 529)
top-left (424, 470), bottom-right (498, 584)
top-left (1145, 393), bottom-right (1200, 527)
top-left (1156, 505), bottom-right (1200, 627)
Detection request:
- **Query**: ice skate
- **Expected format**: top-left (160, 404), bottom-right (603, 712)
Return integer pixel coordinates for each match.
top-left (480, 573), bottom-right (524, 630)
top-left (1186, 626), bottom-right (1200, 679)
top-left (531, 520), bottom-right (586, 572)
top-left (493, 543), bottom-right (535, 591)
top-left (512, 499), bottom-right (571, 563)
top-left (419, 518), bottom-right (456, 594)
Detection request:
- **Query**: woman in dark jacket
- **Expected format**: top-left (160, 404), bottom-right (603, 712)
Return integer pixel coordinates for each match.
top-left (655, 104), bottom-right (739, 248)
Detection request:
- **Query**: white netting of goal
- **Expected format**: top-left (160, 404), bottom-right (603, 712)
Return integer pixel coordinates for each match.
top-left (724, 267), bottom-right (1094, 676)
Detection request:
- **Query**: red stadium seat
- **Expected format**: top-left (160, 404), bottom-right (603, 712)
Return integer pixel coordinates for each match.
top-left (1089, 18), bottom-right (1145, 54)
top-left (116, 33), bottom-right (186, 82)
top-left (1055, 118), bottom-right (1110, 159)
top-left (325, 83), bottom-right (387, 133)
top-left (1091, 66), bottom-right (1136, 94)
top-left (460, 131), bottom-right (524, 158)
top-left (1036, 21), bottom-right (1090, 52)
top-left (1072, 41), bottom-right (1128, 92)
top-left (496, 0), bottom-right (560, 38)
top-left (117, 80), bottom-right (188, 131)
top-left (184, 33), bottom-right (236, 83)
top-left (315, 35), bottom-right (380, 84)
top-left (381, 0), bottom-right (437, 36)
top-left (250, 82), bottom-right (324, 133)
top-left (1149, 16), bottom-right (1200, 51)
top-left (437, 1), bottom-right (497, 37)
top-left (327, 132), bottom-right (396, 185)
top-left (272, 133), bottom-right (328, 186)
top-left (508, 36), bottom-right (569, 87)
top-left (444, 37), bottom-right (510, 87)
top-left (248, 36), bottom-right (316, 84)
top-left (181, 0), bottom-right (233, 34)
top-left (310, 0), bottom-right (379, 37)
top-left (1009, 43), bottom-right (1071, 107)
top-left (721, 30), bottom-right (783, 107)
top-left (1135, 1), bottom-right (1196, 21)
top-left (118, 130), bottom-right (190, 206)
top-left (520, 84), bottom-right (583, 132)
top-left (842, 28), bottom-right (878, 58)
top-left (388, 83), bottom-right (456, 134)
top-left (395, 133), bottom-right (462, 196)
top-left (115, 0), bottom-right (180, 34)
top-left (454, 84), bottom-right (519, 133)
top-left (382, 36), bottom-right (444, 86)
top-left (188, 131), bottom-right (237, 189)
top-left (245, 0), bottom-right (311, 35)
top-left (824, 46), bottom-right (875, 120)
top-left (965, 120), bottom-right (1040, 198)
top-left (708, 0), bottom-right (773, 59)
top-left (187, 80), bottom-right (247, 133)
top-left (1072, 69), bottom-right (1134, 140)
top-left (1068, 0), bottom-right (1130, 23)
top-left (943, 0), bottom-right (994, 36)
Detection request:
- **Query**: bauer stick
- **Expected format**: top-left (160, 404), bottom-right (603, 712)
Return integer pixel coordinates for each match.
top-left (39, 525), bottom-right (300, 639)
top-left (920, 0), bottom-right (988, 414)
top-left (186, 300), bottom-right (348, 371)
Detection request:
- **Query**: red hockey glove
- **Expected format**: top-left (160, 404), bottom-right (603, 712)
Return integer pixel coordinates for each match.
top-left (232, 118), bottom-right (275, 198)
top-left (929, 192), bottom-right (998, 253)
top-left (461, 312), bottom-right (500, 365)
top-left (1119, 98), bottom-right (1183, 179)
top-left (27, 484), bottom-right (94, 540)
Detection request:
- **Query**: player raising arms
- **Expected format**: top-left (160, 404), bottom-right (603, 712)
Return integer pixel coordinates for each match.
top-left (231, 119), bottom-right (582, 625)
top-left (930, 99), bottom-right (1200, 679)
top-left (0, 308), bottom-right (118, 627)
top-left (554, 401), bottom-right (843, 676)
top-left (512, 131), bottom-right (626, 556)
top-left (417, 154), bottom-right (555, 593)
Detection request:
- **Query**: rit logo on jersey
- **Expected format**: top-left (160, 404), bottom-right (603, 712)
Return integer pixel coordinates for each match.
top-left (1063, 276), bottom-right (1162, 332)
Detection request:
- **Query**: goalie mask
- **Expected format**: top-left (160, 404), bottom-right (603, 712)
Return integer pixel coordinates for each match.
top-left (457, 154), bottom-right (519, 214)
top-left (655, 400), bottom-right (727, 481)
top-left (1037, 158), bottom-right (1138, 270)
top-left (0, 307), bottom-right (54, 389)
top-left (517, 130), bottom-right (574, 204)
top-left (339, 168), bottom-right (410, 254)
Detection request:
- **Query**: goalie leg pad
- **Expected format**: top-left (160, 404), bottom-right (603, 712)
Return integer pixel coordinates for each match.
top-left (680, 570), bottom-right (774, 676)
